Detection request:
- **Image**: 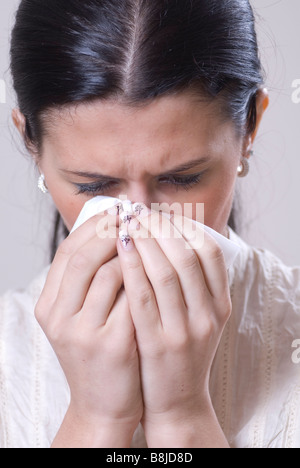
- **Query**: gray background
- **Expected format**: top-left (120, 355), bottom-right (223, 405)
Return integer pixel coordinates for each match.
top-left (0, 0), bottom-right (300, 294)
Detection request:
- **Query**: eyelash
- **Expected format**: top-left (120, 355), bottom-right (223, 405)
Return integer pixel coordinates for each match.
top-left (74, 173), bottom-right (205, 196)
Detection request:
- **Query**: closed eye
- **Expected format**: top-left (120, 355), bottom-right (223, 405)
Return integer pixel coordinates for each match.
top-left (158, 173), bottom-right (205, 191)
top-left (74, 172), bottom-right (206, 196)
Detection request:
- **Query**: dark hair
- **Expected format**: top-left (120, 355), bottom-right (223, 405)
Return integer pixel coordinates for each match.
top-left (10, 0), bottom-right (263, 260)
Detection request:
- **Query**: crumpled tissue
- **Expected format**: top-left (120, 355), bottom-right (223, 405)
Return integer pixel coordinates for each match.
top-left (71, 196), bottom-right (241, 270)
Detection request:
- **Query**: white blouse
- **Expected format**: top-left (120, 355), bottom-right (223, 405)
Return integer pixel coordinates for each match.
top-left (0, 227), bottom-right (299, 448)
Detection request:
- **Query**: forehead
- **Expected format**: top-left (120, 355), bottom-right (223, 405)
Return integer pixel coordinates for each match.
top-left (41, 93), bottom-right (234, 174)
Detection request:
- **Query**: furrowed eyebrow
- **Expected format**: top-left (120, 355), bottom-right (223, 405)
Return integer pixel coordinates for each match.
top-left (159, 156), bottom-right (211, 176)
top-left (60, 170), bottom-right (118, 181)
top-left (60, 156), bottom-right (210, 180)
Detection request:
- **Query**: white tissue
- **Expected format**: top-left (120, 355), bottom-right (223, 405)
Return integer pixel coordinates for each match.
top-left (71, 196), bottom-right (241, 269)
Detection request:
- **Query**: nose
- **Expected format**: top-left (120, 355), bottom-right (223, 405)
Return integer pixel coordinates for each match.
top-left (117, 183), bottom-right (154, 212)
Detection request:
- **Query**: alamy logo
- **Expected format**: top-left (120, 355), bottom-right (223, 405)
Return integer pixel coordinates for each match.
top-left (291, 339), bottom-right (300, 364)
top-left (292, 79), bottom-right (300, 104)
top-left (96, 199), bottom-right (206, 250)
top-left (0, 79), bottom-right (6, 104)
top-left (0, 80), bottom-right (6, 104)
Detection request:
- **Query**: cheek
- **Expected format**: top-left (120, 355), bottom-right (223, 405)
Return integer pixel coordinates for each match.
top-left (200, 167), bottom-right (237, 233)
top-left (42, 164), bottom-right (88, 230)
top-left (40, 159), bottom-right (86, 231)
top-left (50, 187), bottom-right (84, 231)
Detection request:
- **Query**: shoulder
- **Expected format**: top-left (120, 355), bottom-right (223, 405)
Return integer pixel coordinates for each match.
top-left (0, 266), bottom-right (67, 449)
top-left (228, 227), bottom-right (300, 311)
top-left (0, 266), bottom-right (50, 331)
top-left (223, 230), bottom-right (300, 448)
top-left (228, 227), bottom-right (300, 359)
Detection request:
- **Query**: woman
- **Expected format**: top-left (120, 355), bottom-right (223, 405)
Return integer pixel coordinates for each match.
top-left (1, 0), bottom-right (299, 448)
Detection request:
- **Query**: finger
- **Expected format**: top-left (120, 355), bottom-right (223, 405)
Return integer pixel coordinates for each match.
top-left (134, 210), bottom-right (210, 316)
top-left (170, 213), bottom-right (229, 302)
top-left (41, 212), bottom-right (119, 306)
top-left (123, 218), bottom-right (188, 333)
top-left (116, 229), bottom-right (162, 342)
top-left (53, 230), bottom-right (121, 319)
top-left (80, 256), bottom-right (124, 327)
top-left (105, 288), bottom-right (135, 340)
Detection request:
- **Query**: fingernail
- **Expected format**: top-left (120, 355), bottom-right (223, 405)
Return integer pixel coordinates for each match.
top-left (119, 230), bottom-right (134, 251)
top-left (135, 204), bottom-right (151, 218)
top-left (107, 202), bottom-right (123, 216)
top-left (122, 200), bottom-right (134, 215)
top-left (120, 211), bottom-right (134, 225)
top-left (133, 202), bottom-right (147, 217)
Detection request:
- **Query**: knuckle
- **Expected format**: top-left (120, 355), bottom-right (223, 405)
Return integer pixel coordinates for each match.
top-left (46, 316), bottom-right (78, 350)
top-left (68, 251), bottom-right (91, 272)
top-left (34, 295), bottom-right (52, 327)
top-left (137, 287), bottom-right (154, 309)
top-left (34, 300), bottom-right (45, 324)
top-left (206, 242), bottom-right (224, 263)
top-left (223, 296), bottom-right (232, 321)
top-left (200, 317), bottom-right (215, 338)
top-left (56, 239), bottom-right (74, 259)
top-left (46, 317), bottom-right (64, 344)
top-left (96, 262), bottom-right (120, 284)
top-left (125, 257), bottom-right (142, 273)
top-left (213, 288), bottom-right (232, 323)
top-left (169, 330), bottom-right (190, 351)
top-left (156, 266), bottom-right (178, 288)
top-left (180, 252), bottom-right (199, 272)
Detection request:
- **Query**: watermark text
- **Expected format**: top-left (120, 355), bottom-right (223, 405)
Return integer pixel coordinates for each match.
top-left (96, 199), bottom-right (206, 250)
top-left (292, 79), bottom-right (300, 104)
top-left (291, 339), bottom-right (300, 364)
top-left (0, 79), bottom-right (6, 104)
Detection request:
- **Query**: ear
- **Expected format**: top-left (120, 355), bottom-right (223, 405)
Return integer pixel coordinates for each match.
top-left (252, 88), bottom-right (269, 141)
top-left (12, 108), bottom-right (26, 137)
top-left (12, 108), bottom-right (39, 161)
top-left (243, 88), bottom-right (269, 155)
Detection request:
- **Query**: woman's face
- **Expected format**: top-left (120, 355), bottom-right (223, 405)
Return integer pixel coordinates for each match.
top-left (18, 93), bottom-right (259, 236)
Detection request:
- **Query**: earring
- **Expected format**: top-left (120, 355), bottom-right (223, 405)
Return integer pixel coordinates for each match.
top-left (38, 174), bottom-right (49, 194)
top-left (237, 150), bottom-right (253, 178)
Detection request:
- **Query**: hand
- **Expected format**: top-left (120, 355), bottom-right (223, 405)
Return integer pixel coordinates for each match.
top-left (117, 210), bottom-right (231, 448)
top-left (35, 212), bottom-right (143, 447)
